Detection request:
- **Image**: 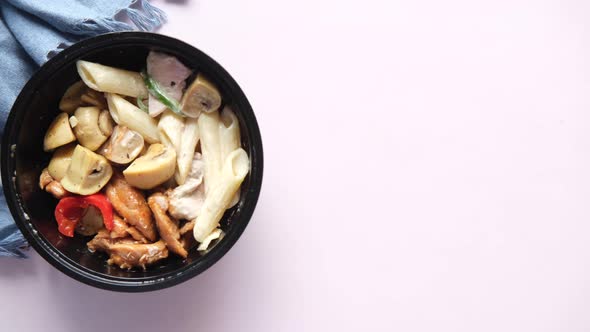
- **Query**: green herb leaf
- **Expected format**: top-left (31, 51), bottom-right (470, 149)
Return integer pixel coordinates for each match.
top-left (141, 70), bottom-right (184, 116)
top-left (137, 97), bottom-right (149, 113)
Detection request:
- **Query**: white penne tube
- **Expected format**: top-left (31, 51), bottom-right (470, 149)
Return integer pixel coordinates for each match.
top-left (176, 118), bottom-right (199, 185)
top-left (77, 60), bottom-right (148, 98)
top-left (158, 111), bottom-right (200, 185)
top-left (193, 148), bottom-right (249, 242)
top-left (197, 228), bottom-right (225, 252)
top-left (219, 106), bottom-right (241, 207)
top-left (198, 110), bottom-right (222, 193)
top-left (158, 110), bottom-right (184, 154)
top-left (219, 106), bottom-right (241, 160)
top-left (106, 93), bottom-right (159, 144)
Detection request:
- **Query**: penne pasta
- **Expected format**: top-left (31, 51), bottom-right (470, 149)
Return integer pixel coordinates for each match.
top-left (219, 106), bottom-right (241, 207)
top-left (106, 93), bottom-right (160, 144)
top-left (157, 112), bottom-right (200, 185)
top-left (77, 60), bottom-right (148, 98)
top-left (193, 148), bottom-right (249, 242)
top-left (197, 228), bottom-right (225, 252)
top-left (158, 110), bottom-right (184, 154)
top-left (176, 118), bottom-right (199, 185)
top-left (219, 106), bottom-right (241, 160)
top-left (41, 50), bottom-right (254, 270)
top-left (198, 110), bottom-right (223, 193)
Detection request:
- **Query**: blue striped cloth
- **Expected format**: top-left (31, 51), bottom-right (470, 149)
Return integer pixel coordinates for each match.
top-left (0, 0), bottom-right (166, 258)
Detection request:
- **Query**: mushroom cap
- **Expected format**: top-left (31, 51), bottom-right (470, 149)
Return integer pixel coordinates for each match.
top-left (180, 73), bottom-right (221, 118)
top-left (72, 106), bottom-right (109, 151)
top-left (123, 143), bottom-right (176, 190)
top-left (47, 143), bottom-right (76, 181)
top-left (60, 145), bottom-right (113, 195)
top-left (43, 112), bottom-right (76, 152)
top-left (99, 125), bottom-right (144, 164)
top-left (59, 81), bottom-right (87, 114)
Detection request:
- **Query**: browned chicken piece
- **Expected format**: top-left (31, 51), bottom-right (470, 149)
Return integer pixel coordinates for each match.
top-left (180, 231), bottom-right (196, 252)
top-left (110, 215), bottom-right (128, 239)
top-left (87, 229), bottom-right (112, 252)
top-left (105, 173), bottom-right (157, 241)
top-left (167, 154), bottom-right (205, 220)
top-left (107, 240), bottom-right (168, 270)
top-left (39, 168), bottom-right (69, 199)
top-left (87, 230), bottom-right (167, 270)
top-left (148, 193), bottom-right (188, 258)
top-left (109, 214), bottom-right (149, 243)
top-left (126, 227), bottom-right (149, 243)
top-left (39, 169), bottom-right (52, 189)
top-left (179, 220), bottom-right (195, 235)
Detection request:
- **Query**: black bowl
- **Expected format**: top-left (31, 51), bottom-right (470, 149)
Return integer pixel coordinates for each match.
top-left (0, 32), bottom-right (263, 292)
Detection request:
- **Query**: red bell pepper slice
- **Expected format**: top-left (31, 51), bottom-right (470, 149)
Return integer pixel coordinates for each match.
top-left (54, 194), bottom-right (114, 237)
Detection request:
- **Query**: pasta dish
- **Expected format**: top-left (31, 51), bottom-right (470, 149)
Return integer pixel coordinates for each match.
top-left (39, 51), bottom-right (249, 269)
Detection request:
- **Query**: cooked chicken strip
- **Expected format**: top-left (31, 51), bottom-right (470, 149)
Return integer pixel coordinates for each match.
top-left (110, 215), bottom-right (129, 239)
top-left (88, 230), bottom-right (167, 269)
top-left (179, 220), bottom-right (195, 235)
top-left (87, 229), bottom-right (112, 252)
top-left (110, 214), bottom-right (149, 243)
top-left (167, 153), bottom-right (205, 220)
top-left (107, 240), bottom-right (168, 270)
top-left (105, 173), bottom-right (157, 241)
top-left (39, 168), bottom-right (53, 189)
top-left (39, 168), bottom-right (69, 199)
top-left (148, 193), bottom-right (188, 258)
top-left (126, 227), bottom-right (149, 243)
top-left (180, 231), bottom-right (196, 252)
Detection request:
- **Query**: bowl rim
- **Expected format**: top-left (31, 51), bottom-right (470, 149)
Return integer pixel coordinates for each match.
top-left (1, 31), bottom-right (263, 292)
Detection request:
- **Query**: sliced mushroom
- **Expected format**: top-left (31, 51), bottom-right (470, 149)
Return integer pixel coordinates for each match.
top-left (72, 107), bottom-right (109, 151)
top-left (123, 143), bottom-right (176, 189)
top-left (44, 112), bottom-right (77, 152)
top-left (98, 110), bottom-right (114, 136)
top-left (47, 143), bottom-right (76, 181)
top-left (180, 73), bottom-right (221, 118)
top-left (61, 145), bottom-right (113, 195)
top-left (80, 90), bottom-right (107, 109)
top-left (59, 81), bottom-right (86, 114)
top-left (99, 126), bottom-right (144, 164)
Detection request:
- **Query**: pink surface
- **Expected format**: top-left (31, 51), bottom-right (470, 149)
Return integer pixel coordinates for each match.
top-left (3, 0), bottom-right (590, 331)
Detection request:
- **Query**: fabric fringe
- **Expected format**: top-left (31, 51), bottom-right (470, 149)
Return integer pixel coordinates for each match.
top-left (70, 0), bottom-right (166, 35)
top-left (127, 0), bottom-right (167, 31)
top-left (72, 16), bottom-right (133, 35)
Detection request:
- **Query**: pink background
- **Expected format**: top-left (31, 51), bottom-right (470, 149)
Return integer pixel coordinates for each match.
top-left (3, 0), bottom-right (590, 331)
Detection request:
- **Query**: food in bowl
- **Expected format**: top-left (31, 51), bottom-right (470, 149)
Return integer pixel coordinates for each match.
top-left (39, 51), bottom-right (250, 270)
